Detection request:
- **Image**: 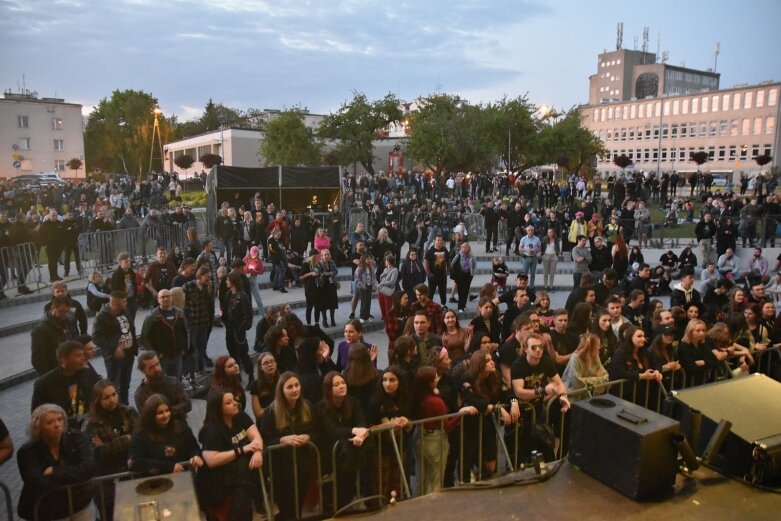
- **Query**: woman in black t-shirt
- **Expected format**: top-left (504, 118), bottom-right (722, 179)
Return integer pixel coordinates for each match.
top-left (198, 388), bottom-right (264, 521)
top-left (249, 352), bottom-right (279, 421)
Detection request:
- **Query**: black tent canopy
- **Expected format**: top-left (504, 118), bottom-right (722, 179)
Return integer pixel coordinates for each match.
top-left (206, 165), bottom-right (342, 222)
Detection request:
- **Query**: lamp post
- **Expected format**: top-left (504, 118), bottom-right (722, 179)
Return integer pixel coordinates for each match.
top-left (148, 107), bottom-right (162, 175)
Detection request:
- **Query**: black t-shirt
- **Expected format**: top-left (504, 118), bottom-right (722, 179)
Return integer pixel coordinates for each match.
top-left (158, 266), bottom-right (172, 289)
top-left (424, 246), bottom-right (449, 275)
top-left (498, 338), bottom-right (521, 368)
top-left (198, 411), bottom-right (255, 505)
top-left (161, 308), bottom-right (177, 323)
top-left (510, 355), bottom-right (558, 391)
top-left (199, 411), bottom-right (254, 452)
top-left (549, 330), bottom-right (578, 357)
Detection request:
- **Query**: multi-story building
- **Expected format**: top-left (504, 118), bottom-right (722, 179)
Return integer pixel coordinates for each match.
top-left (0, 89), bottom-right (85, 179)
top-left (583, 50), bottom-right (780, 179)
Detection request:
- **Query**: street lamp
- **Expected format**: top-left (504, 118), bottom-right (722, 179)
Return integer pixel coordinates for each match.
top-left (148, 107), bottom-right (163, 175)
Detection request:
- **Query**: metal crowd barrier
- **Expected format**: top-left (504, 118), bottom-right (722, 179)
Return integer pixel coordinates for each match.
top-left (0, 242), bottom-right (44, 292)
top-left (263, 440), bottom-right (323, 521)
top-left (33, 470), bottom-right (139, 521)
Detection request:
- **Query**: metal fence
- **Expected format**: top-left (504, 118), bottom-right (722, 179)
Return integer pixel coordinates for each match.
top-left (0, 242), bottom-right (44, 292)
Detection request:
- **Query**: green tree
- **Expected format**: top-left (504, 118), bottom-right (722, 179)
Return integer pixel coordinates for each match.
top-left (66, 158), bottom-right (83, 176)
top-left (317, 92), bottom-right (402, 174)
top-left (613, 154), bottom-right (633, 174)
top-left (260, 110), bottom-right (322, 166)
top-left (84, 89), bottom-right (173, 177)
top-left (199, 153), bottom-right (223, 169)
top-left (690, 151), bottom-right (709, 172)
top-left (537, 107), bottom-right (605, 177)
top-left (174, 154), bottom-right (195, 177)
top-left (482, 96), bottom-right (540, 172)
top-left (405, 94), bottom-right (493, 174)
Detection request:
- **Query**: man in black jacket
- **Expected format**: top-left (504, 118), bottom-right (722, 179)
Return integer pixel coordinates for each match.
top-left (140, 289), bottom-right (189, 379)
top-left (670, 268), bottom-right (702, 309)
top-left (224, 272), bottom-right (254, 379)
top-left (589, 236), bottom-right (612, 277)
top-left (44, 281), bottom-right (88, 335)
top-left (40, 209), bottom-right (64, 281)
top-left (480, 201), bottom-right (501, 252)
top-left (133, 351), bottom-right (192, 421)
top-left (93, 291), bottom-right (137, 404)
top-left (31, 341), bottom-right (100, 428)
top-left (695, 212), bottom-right (717, 268)
top-left (60, 211), bottom-right (82, 277)
top-left (31, 296), bottom-right (80, 376)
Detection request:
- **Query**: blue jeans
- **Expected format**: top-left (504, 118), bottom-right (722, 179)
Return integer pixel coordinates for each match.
top-left (190, 324), bottom-right (210, 372)
top-left (520, 256), bottom-right (537, 287)
top-left (249, 274), bottom-right (266, 317)
top-left (272, 261), bottom-right (286, 289)
top-left (105, 354), bottom-right (134, 404)
top-left (160, 354), bottom-right (183, 379)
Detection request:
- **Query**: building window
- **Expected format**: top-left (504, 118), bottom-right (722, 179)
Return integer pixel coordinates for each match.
top-left (754, 117), bottom-right (762, 135)
top-left (701, 96), bottom-right (709, 113)
top-left (662, 125), bottom-right (668, 138)
top-left (653, 126), bottom-right (660, 139)
top-left (644, 149), bottom-right (650, 161)
top-left (652, 149), bottom-right (658, 161)
top-left (663, 101), bottom-right (670, 116)
top-left (711, 95), bottom-right (719, 112)
top-left (645, 126), bottom-right (651, 139)
top-left (752, 145), bottom-right (760, 157)
top-left (692, 98), bottom-right (699, 114)
top-left (682, 99), bottom-right (688, 115)
top-left (733, 93), bottom-right (741, 110)
top-left (655, 102), bottom-right (661, 117)
top-left (718, 146), bottom-right (726, 160)
top-left (630, 105), bottom-right (636, 119)
top-left (731, 119), bottom-right (739, 136)
top-left (671, 149), bottom-right (677, 161)
top-left (756, 90), bottom-right (764, 108)
top-left (672, 100), bottom-right (679, 115)
top-left (197, 145), bottom-right (211, 159)
top-left (744, 92), bottom-right (753, 109)
top-left (740, 145), bottom-right (748, 160)
top-left (17, 115), bottom-right (29, 128)
top-left (707, 147), bottom-right (715, 161)
top-left (719, 120), bottom-right (728, 136)
top-left (767, 116), bottom-right (776, 135)
top-left (742, 119), bottom-right (751, 135)
top-left (638, 104), bottom-right (644, 119)
top-left (681, 124), bottom-right (688, 138)
top-left (769, 88), bottom-right (778, 106)
top-left (54, 159), bottom-right (66, 171)
top-left (729, 146), bottom-right (736, 159)
top-left (17, 138), bottom-right (31, 150)
top-left (700, 123), bottom-right (707, 137)
top-left (765, 144), bottom-right (772, 156)
top-left (53, 139), bottom-right (64, 151)
top-left (709, 122), bottom-right (717, 137)
top-left (608, 107), bottom-right (614, 120)
top-left (52, 118), bottom-right (63, 130)
top-left (661, 148), bottom-right (667, 161)
top-left (722, 94), bottom-right (730, 111)
top-left (671, 124), bottom-right (678, 138)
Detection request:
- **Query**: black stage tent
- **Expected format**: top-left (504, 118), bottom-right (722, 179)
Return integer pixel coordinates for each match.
top-left (206, 165), bottom-right (341, 223)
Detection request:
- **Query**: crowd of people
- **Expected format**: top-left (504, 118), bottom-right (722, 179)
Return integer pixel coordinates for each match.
top-left (1, 166), bottom-right (780, 521)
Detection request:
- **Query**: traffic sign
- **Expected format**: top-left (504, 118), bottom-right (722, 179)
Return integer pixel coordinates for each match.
top-left (12, 161), bottom-right (21, 168)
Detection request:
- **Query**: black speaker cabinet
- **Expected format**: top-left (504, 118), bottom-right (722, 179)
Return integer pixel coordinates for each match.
top-left (568, 395), bottom-right (680, 500)
top-left (672, 373), bottom-right (781, 484)
top-left (114, 470), bottom-right (204, 520)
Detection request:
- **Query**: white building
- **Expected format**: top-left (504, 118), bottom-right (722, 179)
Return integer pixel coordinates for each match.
top-left (0, 89), bottom-right (85, 179)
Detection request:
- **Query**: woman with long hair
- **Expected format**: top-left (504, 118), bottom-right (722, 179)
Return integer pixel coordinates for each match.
top-left (242, 245), bottom-right (266, 318)
top-left (541, 227), bottom-right (560, 291)
top-left (197, 388), bottom-right (263, 521)
top-left (313, 227), bottom-right (331, 254)
top-left (562, 333), bottom-right (610, 395)
top-left (18, 404), bottom-right (95, 521)
top-left (727, 287), bottom-right (747, 314)
top-left (678, 319), bottom-right (723, 386)
top-left (129, 394), bottom-right (203, 475)
top-left (399, 248), bottom-right (426, 302)
top-left (86, 271), bottom-right (110, 312)
top-left (211, 355), bottom-right (247, 412)
top-left (367, 366), bottom-right (412, 503)
top-left (647, 329), bottom-right (683, 389)
top-left (678, 246), bottom-right (698, 270)
top-left (460, 349), bottom-right (515, 480)
top-left (744, 303), bottom-right (770, 349)
top-left (469, 297), bottom-right (501, 344)
top-left (448, 231), bottom-right (467, 302)
top-left (384, 290), bottom-right (412, 358)
top-left (249, 352), bottom-right (279, 421)
top-left (413, 366), bottom-right (476, 495)
top-left (186, 226), bottom-right (201, 260)
top-left (296, 336), bottom-right (337, 404)
top-left (378, 254), bottom-right (399, 321)
top-left (716, 216), bottom-right (737, 256)
top-left (316, 371), bottom-right (371, 510)
top-left (628, 245), bottom-right (644, 273)
top-left (611, 232), bottom-right (629, 281)
top-left (590, 309), bottom-right (618, 365)
top-left (317, 249), bottom-right (340, 327)
top-left (259, 372), bottom-right (317, 521)
top-left (568, 302), bottom-right (593, 337)
top-left (263, 324), bottom-right (296, 373)
top-left (336, 319), bottom-right (364, 370)
top-left (535, 291), bottom-right (555, 328)
top-left (442, 308), bottom-right (470, 362)
top-left (343, 343), bottom-right (381, 417)
top-left (607, 326), bottom-right (662, 401)
top-left (300, 250), bottom-right (323, 326)
top-left (354, 253), bottom-right (377, 322)
top-left (391, 335), bottom-right (420, 387)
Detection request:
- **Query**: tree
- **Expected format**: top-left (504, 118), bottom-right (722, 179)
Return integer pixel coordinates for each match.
top-left (66, 158), bottom-right (83, 177)
top-left (174, 154), bottom-right (195, 178)
top-left (199, 153), bottom-right (223, 169)
top-left (84, 89), bottom-right (173, 177)
top-left (405, 94), bottom-right (495, 174)
top-left (754, 154), bottom-right (773, 172)
top-left (690, 151), bottom-right (709, 172)
top-left (260, 109), bottom-right (322, 166)
top-left (317, 92), bottom-right (403, 174)
top-left (613, 154), bottom-right (633, 174)
top-left (482, 96), bottom-right (540, 172)
top-left (537, 108), bottom-right (606, 178)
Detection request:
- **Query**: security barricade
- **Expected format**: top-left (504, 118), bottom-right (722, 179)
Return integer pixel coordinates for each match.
top-left (0, 242), bottom-right (43, 292)
top-left (33, 470), bottom-right (139, 521)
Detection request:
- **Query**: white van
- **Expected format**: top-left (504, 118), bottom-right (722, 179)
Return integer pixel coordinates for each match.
top-left (36, 172), bottom-right (66, 186)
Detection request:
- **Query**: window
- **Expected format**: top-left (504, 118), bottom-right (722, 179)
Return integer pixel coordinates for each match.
top-left (630, 104), bottom-right (636, 119)
top-left (17, 138), bottom-right (31, 150)
top-left (17, 115), bottom-right (29, 128)
top-left (645, 125), bottom-right (651, 139)
top-left (756, 90), bottom-right (764, 108)
top-left (54, 160), bottom-right (66, 171)
top-left (719, 120), bottom-right (728, 136)
top-left (621, 129), bottom-right (627, 141)
top-left (681, 124), bottom-right (688, 138)
top-left (184, 148), bottom-right (196, 158)
top-left (729, 146), bottom-right (736, 159)
top-left (744, 92), bottom-right (753, 109)
top-left (767, 116), bottom-right (776, 135)
top-left (740, 145), bottom-right (748, 160)
top-left (52, 118), bottom-right (63, 130)
top-left (671, 148), bottom-right (677, 161)
top-left (733, 93), bottom-right (741, 110)
top-left (607, 130), bottom-right (612, 141)
top-left (707, 147), bottom-right (715, 160)
top-left (671, 124), bottom-right (678, 138)
top-left (661, 148), bottom-right (667, 161)
top-left (638, 104), bottom-right (645, 118)
top-left (53, 139), bottom-right (64, 151)
top-left (653, 126), bottom-right (660, 139)
top-left (197, 145), bottom-right (211, 159)
top-left (752, 145), bottom-right (760, 157)
top-left (709, 122), bottom-right (717, 137)
top-left (754, 117), bottom-right (762, 135)
top-left (628, 129), bottom-right (635, 140)
top-left (644, 149), bottom-right (650, 161)
top-left (711, 95), bottom-right (719, 112)
top-left (718, 146), bottom-right (725, 160)
top-left (655, 102), bottom-right (661, 117)
top-left (682, 99), bottom-right (689, 114)
top-left (662, 125), bottom-right (669, 138)
top-left (622, 106), bottom-right (628, 120)
top-left (702, 96), bottom-right (709, 113)
top-left (722, 94), bottom-right (730, 111)
top-left (652, 149), bottom-right (659, 161)
top-left (212, 143), bottom-right (221, 155)
top-left (700, 123), bottom-right (707, 137)
top-left (663, 101), bottom-right (670, 116)
top-left (608, 107), bottom-right (614, 120)
top-left (731, 119), bottom-right (739, 136)
top-left (769, 88), bottom-right (778, 106)
top-left (765, 144), bottom-right (773, 156)
top-left (692, 98), bottom-right (699, 114)
top-left (672, 100), bottom-right (679, 115)
top-left (742, 119), bottom-right (750, 135)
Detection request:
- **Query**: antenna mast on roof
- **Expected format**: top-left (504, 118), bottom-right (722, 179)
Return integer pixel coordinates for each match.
top-left (641, 27), bottom-right (649, 62)
top-left (713, 42), bottom-right (720, 72)
top-left (616, 22), bottom-right (623, 50)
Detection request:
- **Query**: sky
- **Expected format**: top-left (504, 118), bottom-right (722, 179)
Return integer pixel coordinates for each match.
top-left (1, 0), bottom-right (780, 121)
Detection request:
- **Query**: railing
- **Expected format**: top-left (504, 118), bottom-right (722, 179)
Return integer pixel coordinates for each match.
top-left (33, 469), bottom-right (140, 521)
top-left (0, 242), bottom-right (44, 292)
